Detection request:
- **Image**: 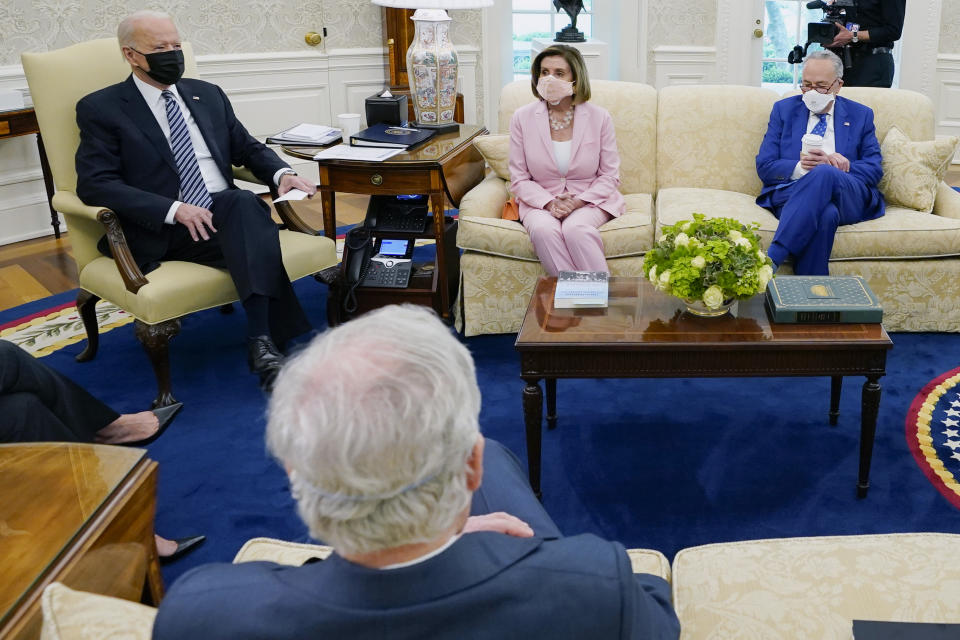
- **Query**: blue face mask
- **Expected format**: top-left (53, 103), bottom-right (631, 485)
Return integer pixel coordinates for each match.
top-left (134, 48), bottom-right (185, 86)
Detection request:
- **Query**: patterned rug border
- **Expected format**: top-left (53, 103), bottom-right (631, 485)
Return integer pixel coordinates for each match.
top-left (906, 365), bottom-right (960, 509)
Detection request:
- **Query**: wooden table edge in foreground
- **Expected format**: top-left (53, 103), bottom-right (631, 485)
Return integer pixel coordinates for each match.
top-left (515, 276), bottom-right (893, 501)
top-left (0, 443), bottom-right (162, 640)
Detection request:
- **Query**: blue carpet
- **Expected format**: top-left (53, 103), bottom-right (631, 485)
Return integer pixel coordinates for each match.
top-left (4, 280), bottom-right (960, 588)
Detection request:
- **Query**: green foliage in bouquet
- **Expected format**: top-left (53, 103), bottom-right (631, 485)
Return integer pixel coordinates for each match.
top-left (643, 213), bottom-right (775, 309)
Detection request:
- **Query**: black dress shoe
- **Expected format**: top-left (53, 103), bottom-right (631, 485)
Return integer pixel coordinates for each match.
top-left (159, 535), bottom-right (206, 565)
top-left (248, 335), bottom-right (284, 391)
top-left (123, 402), bottom-right (183, 447)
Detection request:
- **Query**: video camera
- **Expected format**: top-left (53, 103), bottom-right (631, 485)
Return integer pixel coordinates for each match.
top-left (787, 0), bottom-right (858, 66)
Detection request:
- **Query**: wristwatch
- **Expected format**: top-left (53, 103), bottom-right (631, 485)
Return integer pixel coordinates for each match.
top-left (851, 28), bottom-right (859, 44)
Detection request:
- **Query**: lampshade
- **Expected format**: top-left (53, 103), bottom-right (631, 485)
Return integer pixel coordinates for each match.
top-left (371, 0), bottom-right (493, 8)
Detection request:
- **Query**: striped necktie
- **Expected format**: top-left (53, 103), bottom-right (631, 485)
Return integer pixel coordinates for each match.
top-left (162, 90), bottom-right (213, 210)
top-left (811, 113), bottom-right (828, 137)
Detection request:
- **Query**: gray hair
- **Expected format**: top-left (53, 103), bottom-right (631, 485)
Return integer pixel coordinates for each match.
top-left (266, 305), bottom-right (481, 556)
top-left (117, 10), bottom-right (173, 48)
top-left (805, 49), bottom-right (844, 79)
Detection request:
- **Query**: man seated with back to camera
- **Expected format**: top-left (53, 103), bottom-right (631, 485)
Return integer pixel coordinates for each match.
top-left (152, 305), bottom-right (679, 640)
top-left (755, 49), bottom-right (883, 275)
top-left (75, 10), bottom-right (318, 390)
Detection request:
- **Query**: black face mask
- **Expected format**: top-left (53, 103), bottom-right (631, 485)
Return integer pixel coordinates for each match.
top-left (133, 48), bottom-right (185, 86)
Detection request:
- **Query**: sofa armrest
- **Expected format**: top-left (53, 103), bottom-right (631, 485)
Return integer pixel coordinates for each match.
top-left (458, 174), bottom-right (509, 220)
top-left (933, 181), bottom-right (960, 220)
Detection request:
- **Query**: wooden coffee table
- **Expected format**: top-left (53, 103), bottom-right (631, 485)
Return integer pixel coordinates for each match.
top-left (515, 276), bottom-right (893, 500)
top-left (0, 443), bottom-right (162, 639)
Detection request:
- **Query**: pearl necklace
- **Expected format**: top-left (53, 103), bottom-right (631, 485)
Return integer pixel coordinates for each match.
top-left (548, 106), bottom-right (574, 131)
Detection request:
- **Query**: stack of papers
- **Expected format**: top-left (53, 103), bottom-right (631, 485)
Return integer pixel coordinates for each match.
top-left (312, 146), bottom-right (403, 162)
top-left (267, 123), bottom-right (342, 146)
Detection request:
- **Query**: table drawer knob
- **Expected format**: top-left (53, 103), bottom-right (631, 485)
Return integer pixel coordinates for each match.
top-left (371, 174), bottom-right (383, 186)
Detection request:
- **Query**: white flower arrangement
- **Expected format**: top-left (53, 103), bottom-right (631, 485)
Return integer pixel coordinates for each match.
top-left (643, 213), bottom-right (775, 309)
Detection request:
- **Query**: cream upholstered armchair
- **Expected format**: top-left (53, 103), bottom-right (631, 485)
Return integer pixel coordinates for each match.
top-left (455, 80), bottom-right (658, 336)
top-left (21, 39), bottom-right (338, 407)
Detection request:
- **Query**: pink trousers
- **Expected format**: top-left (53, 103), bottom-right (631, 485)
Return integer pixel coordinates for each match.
top-left (522, 205), bottom-right (612, 276)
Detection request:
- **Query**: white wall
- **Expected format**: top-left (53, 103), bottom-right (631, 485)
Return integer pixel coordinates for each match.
top-left (0, 46), bottom-right (479, 246)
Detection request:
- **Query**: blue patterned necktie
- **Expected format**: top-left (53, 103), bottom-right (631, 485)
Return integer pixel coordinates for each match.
top-left (162, 90), bottom-right (213, 210)
top-left (810, 113), bottom-right (828, 137)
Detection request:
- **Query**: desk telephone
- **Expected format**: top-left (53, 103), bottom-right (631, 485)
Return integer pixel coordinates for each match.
top-left (341, 229), bottom-right (415, 312)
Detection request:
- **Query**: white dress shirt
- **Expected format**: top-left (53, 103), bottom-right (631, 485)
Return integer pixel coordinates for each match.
top-left (131, 74), bottom-right (288, 224)
top-left (378, 534), bottom-right (460, 570)
top-left (790, 101), bottom-right (837, 180)
top-left (552, 139), bottom-right (572, 176)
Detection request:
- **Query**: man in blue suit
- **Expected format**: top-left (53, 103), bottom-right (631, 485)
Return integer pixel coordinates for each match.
top-left (756, 49), bottom-right (884, 275)
top-left (76, 11), bottom-right (319, 389)
top-left (152, 305), bottom-right (680, 640)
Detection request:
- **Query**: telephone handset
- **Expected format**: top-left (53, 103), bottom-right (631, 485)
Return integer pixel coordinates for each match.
top-left (341, 227), bottom-right (375, 313)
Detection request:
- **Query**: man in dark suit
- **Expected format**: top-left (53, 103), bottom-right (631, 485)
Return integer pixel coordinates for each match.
top-left (756, 49), bottom-right (884, 275)
top-left (75, 10), bottom-right (318, 389)
top-left (152, 305), bottom-right (680, 640)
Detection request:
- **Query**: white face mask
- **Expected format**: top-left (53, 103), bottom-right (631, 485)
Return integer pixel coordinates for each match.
top-left (537, 75), bottom-right (574, 105)
top-left (802, 89), bottom-right (835, 114)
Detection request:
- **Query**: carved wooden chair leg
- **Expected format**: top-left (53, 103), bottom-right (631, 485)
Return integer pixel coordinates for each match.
top-left (75, 290), bottom-right (102, 362)
top-left (314, 265), bottom-right (343, 328)
top-left (134, 318), bottom-right (181, 409)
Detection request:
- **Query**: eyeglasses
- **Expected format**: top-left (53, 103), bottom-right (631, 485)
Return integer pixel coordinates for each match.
top-left (800, 78), bottom-right (838, 94)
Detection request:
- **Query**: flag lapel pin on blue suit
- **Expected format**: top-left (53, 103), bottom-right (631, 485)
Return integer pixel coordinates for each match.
top-left (844, 121), bottom-right (850, 126)
top-left (192, 96), bottom-right (200, 101)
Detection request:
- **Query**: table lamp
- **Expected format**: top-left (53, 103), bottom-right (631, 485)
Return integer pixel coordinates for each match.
top-left (372, 0), bottom-right (492, 134)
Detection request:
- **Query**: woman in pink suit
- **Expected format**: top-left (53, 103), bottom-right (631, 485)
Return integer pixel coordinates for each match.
top-left (509, 44), bottom-right (624, 276)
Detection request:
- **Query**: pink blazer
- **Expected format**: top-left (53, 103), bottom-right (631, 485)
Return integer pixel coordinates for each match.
top-left (509, 100), bottom-right (625, 221)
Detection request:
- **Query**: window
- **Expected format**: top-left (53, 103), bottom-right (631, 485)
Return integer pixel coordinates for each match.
top-left (762, 1), bottom-right (822, 92)
top-left (512, 0), bottom-right (593, 81)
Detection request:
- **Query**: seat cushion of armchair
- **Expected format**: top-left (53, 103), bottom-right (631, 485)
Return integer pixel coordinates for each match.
top-left (458, 192), bottom-right (655, 262)
top-left (657, 187), bottom-right (960, 261)
top-left (672, 532), bottom-right (960, 640)
top-left (78, 231), bottom-right (336, 325)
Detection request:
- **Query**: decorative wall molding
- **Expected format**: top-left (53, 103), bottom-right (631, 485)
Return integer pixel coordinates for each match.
top-left (936, 54), bottom-right (960, 158)
top-left (900, 0), bottom-right (944, 98)
top-left (651, 46), bottom-right (717, 88)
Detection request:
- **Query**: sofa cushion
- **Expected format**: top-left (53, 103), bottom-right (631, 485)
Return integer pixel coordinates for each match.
top-left (473, 134), bottom-right (510, 180)
top-left (458, 192), bottom-right (654, 261)
top-left (657, 187), bottom-right (960, 260)
top-left (672, 533), bottom-right (960, 640)
top-left (41, 582), bottom-right (156, 640)
top-left (879, 126), bottom-right (959, 213)
top-left (840, 87), bottom-right (936, 143)
top-left (656, 85), bottom-right (780, 196)
top-left (498, 80), bottom-right (658, 196)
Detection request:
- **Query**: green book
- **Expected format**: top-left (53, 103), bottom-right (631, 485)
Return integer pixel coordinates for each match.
top-left (765, 276), bottom-right (883, 323)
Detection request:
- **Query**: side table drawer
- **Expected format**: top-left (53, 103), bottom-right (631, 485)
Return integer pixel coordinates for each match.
top-left (322, 166), bottom-right (431, 194)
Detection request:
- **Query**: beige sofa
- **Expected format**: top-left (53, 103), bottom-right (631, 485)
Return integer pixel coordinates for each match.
top-left (456, 81), bottom-right (960, 336)
top-left (39, 533), bottom-right (960, 639)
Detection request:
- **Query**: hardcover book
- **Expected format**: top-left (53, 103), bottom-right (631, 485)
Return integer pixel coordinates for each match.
top-left (765, 275), bottom-right (883, 323)
top-left (554, 271), bottom-right (609, 309)
top-left (853, 620), bottom-right (960, 639)
top-left (350, 123), bottom-right (436, 149)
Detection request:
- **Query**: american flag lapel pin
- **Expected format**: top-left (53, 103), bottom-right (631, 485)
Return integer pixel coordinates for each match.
top-left (192, 96), bottom-right (200, 101)
top-left (844, 121), bottom-right (850, 126)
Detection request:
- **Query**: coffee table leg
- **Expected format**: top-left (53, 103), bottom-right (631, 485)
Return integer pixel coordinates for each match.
top-left (857, 374), bottom-right (882, 499)
top-left (829, 376), bottom-right (842, 426)
top-left (546, 378), bottom-right (557, 430)
top-left (522, 377), bottom-right (544, 500)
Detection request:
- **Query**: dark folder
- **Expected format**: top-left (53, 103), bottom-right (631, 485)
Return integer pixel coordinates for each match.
top-left (853, 620), bottom-right (960, 639)
top-left (349, 123), bottom-right (436, 149)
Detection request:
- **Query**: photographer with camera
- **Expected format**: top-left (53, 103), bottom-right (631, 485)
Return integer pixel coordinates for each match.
top-left (825, 0), bottom-right (905, 87)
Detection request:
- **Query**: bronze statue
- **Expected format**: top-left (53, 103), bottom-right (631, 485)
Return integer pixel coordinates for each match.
top-left (552, 0), bottom-right (586, 42)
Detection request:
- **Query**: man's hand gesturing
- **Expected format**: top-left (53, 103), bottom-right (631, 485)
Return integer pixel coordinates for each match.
top-left (174, 203), bottom-right (217, 241)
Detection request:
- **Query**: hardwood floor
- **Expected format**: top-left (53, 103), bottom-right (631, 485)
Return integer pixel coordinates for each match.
top-left (3, 173), bottom-right (960, 312)
top-left (0, 192), bottom-right (369, 312)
